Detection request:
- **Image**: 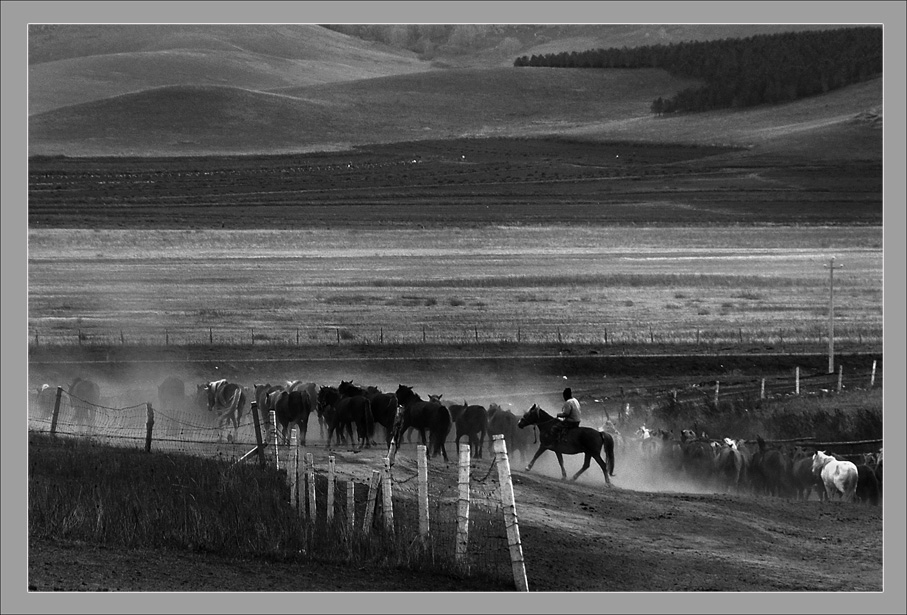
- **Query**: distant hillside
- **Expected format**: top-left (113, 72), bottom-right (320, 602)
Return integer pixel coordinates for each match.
top-left (26, 24), bottom-right (882, 159)
top-left (322, 24), bottom-right (859, 68)
top-left (28, 24), bottom-right (430, 114)
top-left (29, 68), bottom-right (702, 157)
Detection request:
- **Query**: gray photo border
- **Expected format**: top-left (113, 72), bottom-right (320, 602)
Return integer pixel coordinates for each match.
top-left (3, 2), bottom-right (905, 613)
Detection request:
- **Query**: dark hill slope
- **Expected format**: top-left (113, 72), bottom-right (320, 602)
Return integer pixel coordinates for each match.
top-left (28, 68), bottom-right (701, 157)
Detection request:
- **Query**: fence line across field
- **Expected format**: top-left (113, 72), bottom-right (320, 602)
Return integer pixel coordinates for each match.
top-left (28, 359), bottom-right (884, 450)
top-left (29, 322), bottom-right (884, 349)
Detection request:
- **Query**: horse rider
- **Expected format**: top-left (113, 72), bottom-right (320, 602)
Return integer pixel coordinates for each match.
top-left (553, 387), bottom-right (582, 440)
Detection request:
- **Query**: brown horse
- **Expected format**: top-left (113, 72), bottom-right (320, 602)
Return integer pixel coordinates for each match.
top-left (517, 403), bottom-right (615, 484)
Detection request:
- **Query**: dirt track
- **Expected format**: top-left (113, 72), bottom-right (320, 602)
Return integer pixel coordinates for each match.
top-left (28, 440), bottom-right (883, 593)
top-left (26, 347), bottom-right (883, 594)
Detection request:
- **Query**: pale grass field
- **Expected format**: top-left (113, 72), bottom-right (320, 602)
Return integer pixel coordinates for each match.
top-left (27, 226), bottom-right (883, 347)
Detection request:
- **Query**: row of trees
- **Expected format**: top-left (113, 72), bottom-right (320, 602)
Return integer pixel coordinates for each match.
top-left (514, 27), bottom-right (882, 113)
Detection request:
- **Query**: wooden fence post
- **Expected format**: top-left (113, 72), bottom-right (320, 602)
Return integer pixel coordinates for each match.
top-left (288, 428), bottom-right (299, 510)
top-left (363, 470), bottom-right (381, 533)
top-left (165, 330), bottom-right (169, 346)
top-left (347, 481), bottom-right (356, 537)
top-left (696, 329), bottom-right (700, 346)
top-left (795, 367), bottom-right (800, 395)
top-left (760, 378), bottom-right (766, 400)
top-left (327, 456), bottom-right (336, 524)
top-left (50, 386), bottom-right (63, 436)
top-left (456, 444), bottom-right (471, 569)
top-left (475, 325), bottom-right (479, 343)
top-left (250, 401), bottom-right (265, 467)
top-left (120, 330), bottom-right (125, 345)
top-left (422, 325), bottom-right (426, 343)
top-left (306, 452), bottom-right (316, 522)
top-left (144, 403), bottom-right (154, 453)
top-left (380, 327), bottom-right (384, 345)
top-left (270, 410), bottom-right (279, 469)
top-left (492, 434), bottom-right (529, 592)
top-left (714, 381), bottom-right (720, 406)
top-left (870, 360), bottom-right (877, 387)
top-left (296, 328), bottom-right (300, 345)
top-left (382, 457), bottom-right (394, 535)
top-left (209, 327), bottom-right (213, 344)
top-left (417, 444), bottom-right (430, 545)
top-left (837, 364), bottom-right (844, 393)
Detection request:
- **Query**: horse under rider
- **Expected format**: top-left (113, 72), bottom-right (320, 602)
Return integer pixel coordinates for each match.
top-left (553, 387), bottom-right (581, 440)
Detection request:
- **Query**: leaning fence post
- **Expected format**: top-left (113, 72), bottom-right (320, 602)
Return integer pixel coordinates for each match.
top-left (417, 444), bottom-right (430, 545)
top-left (870, 359), bottom-right (877, 387)
top-left (347, 481), bottom-right (356, 537)
top-left (306, 452), bottom-right (316, 522)
top-left (837, 364), bottom-right (844, 393)
top-left (327, 455), bottom-right (336, 523)
top-left (795, 367), bottom-right (800, 395)
top-left (382, 456), bottom-right (394, 535)
top-left (270, 410), bottom-right (279, 469)
top-left (250, 401), bottom-right (265, 467)
top-left (144, 403), bottom-right (155, 453)
top-left (288, 428), bottom-right (299, 510)
top-left (50, 386), bottom-right (63, 436)
top-left (492, 434), bottom-right (529, 592)
top-left (363, 470), bottom-right (381, 533)
top-left (456, 444), bottom-right (471, 569)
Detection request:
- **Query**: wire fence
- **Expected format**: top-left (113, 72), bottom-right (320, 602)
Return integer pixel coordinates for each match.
top-left (28, 322), bottom-right (884, 349)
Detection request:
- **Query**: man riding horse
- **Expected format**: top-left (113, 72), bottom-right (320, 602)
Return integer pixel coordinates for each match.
top-left (551, 387), bottom-right (581, 441)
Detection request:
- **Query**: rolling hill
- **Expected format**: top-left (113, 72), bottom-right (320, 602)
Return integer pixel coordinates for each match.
top-left (27, 24), bottom-right (883, 159)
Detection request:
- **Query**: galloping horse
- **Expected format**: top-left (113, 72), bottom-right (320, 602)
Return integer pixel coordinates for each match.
top-left (517, 403), bottom-right (615, 485)
top-left (812, 450), bottom-right (858, 502)
top-left (199, 379), bottom-right (246, 443)
top-left (390, 385), bottom-right (452, 462)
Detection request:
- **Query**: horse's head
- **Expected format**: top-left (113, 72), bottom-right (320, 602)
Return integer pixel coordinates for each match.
top-left (428, 393), bottom-right (443, 403)
top-left (395, 384), bottom-right (415, 403)
top-left (811, 451), bottom-right (831, 475)
top-left (518, 404), bottom-right (541, 429)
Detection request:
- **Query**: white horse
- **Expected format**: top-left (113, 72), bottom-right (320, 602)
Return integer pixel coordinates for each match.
top-left (811, 451), bottom-right (858, 502)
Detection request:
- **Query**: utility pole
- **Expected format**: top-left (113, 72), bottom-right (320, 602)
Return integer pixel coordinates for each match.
top-left (825, 257), bottom-right (844, 373)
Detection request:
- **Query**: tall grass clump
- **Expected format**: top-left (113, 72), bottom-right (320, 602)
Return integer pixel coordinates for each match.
top-left (28, 435), bottom-right (511, 585)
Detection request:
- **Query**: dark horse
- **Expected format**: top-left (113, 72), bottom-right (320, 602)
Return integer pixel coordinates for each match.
top-left (390, 384), bottom-right (452, 462)
top-left (267, 388), bottom-right (316, 446)
top-left (317, 385), bottom-right (374, 449)
top-left (517, 403), bottom-right (615, 484)
top-left (338, 381), bottom-right (399, 446)
top-left (447, 400), bottom-right (489, 459)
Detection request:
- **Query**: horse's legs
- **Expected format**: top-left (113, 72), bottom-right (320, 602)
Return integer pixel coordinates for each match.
top-left (555, 452), bottom-right (568, 480)
top-left (572, 453), bottom-right (592, 481)
top-left (525, 446), bottom-right (547, 472)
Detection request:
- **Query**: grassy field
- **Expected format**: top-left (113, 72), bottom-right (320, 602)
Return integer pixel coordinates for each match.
top-left (27, 225), bottom-right (882, 350)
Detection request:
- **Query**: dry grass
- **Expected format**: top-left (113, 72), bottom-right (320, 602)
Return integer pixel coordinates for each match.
top-left (27, 226), bottom-right (882, 348)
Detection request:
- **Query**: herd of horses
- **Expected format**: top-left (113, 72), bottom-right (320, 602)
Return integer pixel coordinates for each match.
top-left (33, 376), bottom-right (880, 503)
top-left (629, 425), bottom-right (883, 505)
top-left (152, 376), bottom-right (619, 481)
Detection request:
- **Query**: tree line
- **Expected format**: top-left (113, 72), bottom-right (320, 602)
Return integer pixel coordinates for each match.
top-left (513, 27), bottom-right (882, 114)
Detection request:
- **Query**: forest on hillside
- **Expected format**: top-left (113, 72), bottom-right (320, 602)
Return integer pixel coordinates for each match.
top-left (514, 27), bottom-right (883, 113)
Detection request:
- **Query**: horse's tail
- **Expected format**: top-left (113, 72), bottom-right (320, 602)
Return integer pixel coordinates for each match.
top-left (602, 431), bottom-right (616, 476)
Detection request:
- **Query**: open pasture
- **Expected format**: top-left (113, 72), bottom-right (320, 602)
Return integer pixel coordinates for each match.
top-left (28, 225), bottom-right (883, 350)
